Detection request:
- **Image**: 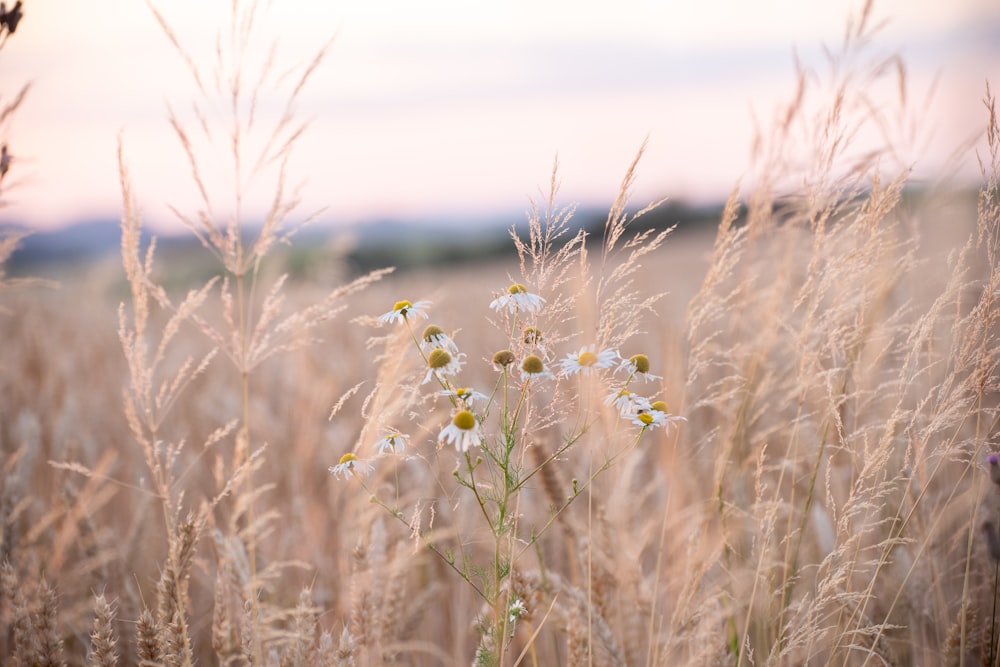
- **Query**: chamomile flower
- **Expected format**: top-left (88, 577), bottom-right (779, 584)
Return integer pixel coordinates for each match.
top-left (422, 348), bottom-right (465, 384)
top-left (439, 409), bottom-right (483, 452)
top-left (490, 283), bottom-right (545, 314)
top-left (617, 353), bottom-right (663, 382)
top-left (374, 431), bottom-right (410, 455)
top-left (420, 324), bottom-right (459, 355)
top-left (441, 386), bottom-right (489, 407)
top-left (379, 299), bottom-right (431, 324)
top-left (632, 410), bottom-right (669, 429)
top-left (605, 388), bottom-right (652, 416)
top-left (520, 354), bottom-right (555, 381)
top-left (522, 325), bottom-right (544, 345)
top-left (560, 345), bottom-right (619, 377)
top-left (492, 349), bottom-right (516, 368)
top-left (329, 452), bottom-right (374, 478)
top-left (508, 598), bottom-right (527, 622)
top-left (635, 400), bottom-right (688, 432)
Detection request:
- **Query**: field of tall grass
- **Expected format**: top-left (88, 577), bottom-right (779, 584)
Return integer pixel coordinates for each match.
top-left (2, 2), bottom-right (999, 665)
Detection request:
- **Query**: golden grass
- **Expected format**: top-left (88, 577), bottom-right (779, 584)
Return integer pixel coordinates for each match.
top-left (1, 1), bottom-right (999, 665)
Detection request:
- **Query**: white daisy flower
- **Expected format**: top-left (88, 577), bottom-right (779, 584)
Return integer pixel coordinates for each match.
top-left (605, 389), bottom-right (652, 416)
top-left (490, 283), bottom-right (545, 314)
top-left (378, 299), bottom-right (431, 324)
top-left (617, 353), bottom-right (663, 382)
top-left (422, 348), bottom-right (465, 384)
top-left (560, 345), bottom-right (619, 376)
top-left (508, 598), bottom-right (527, 622)
top-left (439, 409), bottom-right (483, 452)
top-left (374, 431), bottom-right (410, 455)
top-left (329, 452), bottom-right (374, 478)
top-left (520, 354), bottom-right (556, 381)
top-left (420, 324), bottom-right (460, 355)
top-left (635, 400), bottom-right (688, 432)
top-left (441, 386), bottom-right (489, 407)
top-left (632, 410), bottom-right (668, 429)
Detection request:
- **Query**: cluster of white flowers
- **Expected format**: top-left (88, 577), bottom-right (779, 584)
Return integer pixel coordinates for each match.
top-left (331, 289), bottom-right (685, 480)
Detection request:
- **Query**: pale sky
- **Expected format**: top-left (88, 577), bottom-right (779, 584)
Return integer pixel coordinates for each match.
top-left (2, 0), bottom-right (998, 231)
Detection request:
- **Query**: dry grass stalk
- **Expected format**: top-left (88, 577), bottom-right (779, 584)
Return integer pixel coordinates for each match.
top-left (135, 607), bottom-right (162, 667)
top-left (3, 1), bottom-right (999, 665)
top-left (30, 578), bottom-right (65, 667)
top-left (88, 593), bottom-right (119, 667)
top-left (155, 513), bottom-right (202, 667)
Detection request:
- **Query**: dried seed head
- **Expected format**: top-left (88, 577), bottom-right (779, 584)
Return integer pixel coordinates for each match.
top-left (493, 349), bottom-right (516, 367)
top-left (523, 326), bottom-right (543, 345)
top-left (422, 324), bottom-right (445, 342)
top-left (428, 348), bottom-right (452, 369)
top-left (521, 355), bottom-right (544, 375)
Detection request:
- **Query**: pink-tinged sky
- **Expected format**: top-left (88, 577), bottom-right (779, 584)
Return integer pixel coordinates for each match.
top-left (1, 0), bottom-right (998, 232)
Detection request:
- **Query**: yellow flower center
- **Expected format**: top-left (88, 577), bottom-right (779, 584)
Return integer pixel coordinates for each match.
top-left (578, 350), bottom-right (599, 366)
top-left (651, 401), bottom-right (668, 413)
top-left (453, 409), bottom-right (476, 430)
top-left (521, 355), bottom-right (544, 374)
top-left (508, 283), bottom-right (527, 294)
top-left (629, 354), bottom-right (650, 374)
top-left (422, 324), bottom-right (444, 341)
top-left (428, 348), bottom-right (452, 369)
top-left (338, 452), bottom-right (358, 465)
top-left (493, 349), bottom-right (515, 367)
top-left (392, 300), bottom-right (413, 312)
top-left (637, 413), bottom-right (654, 426)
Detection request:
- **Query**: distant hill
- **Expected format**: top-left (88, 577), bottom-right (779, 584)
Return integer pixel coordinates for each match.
top-left (2, 200), bottom-right (724, 279)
